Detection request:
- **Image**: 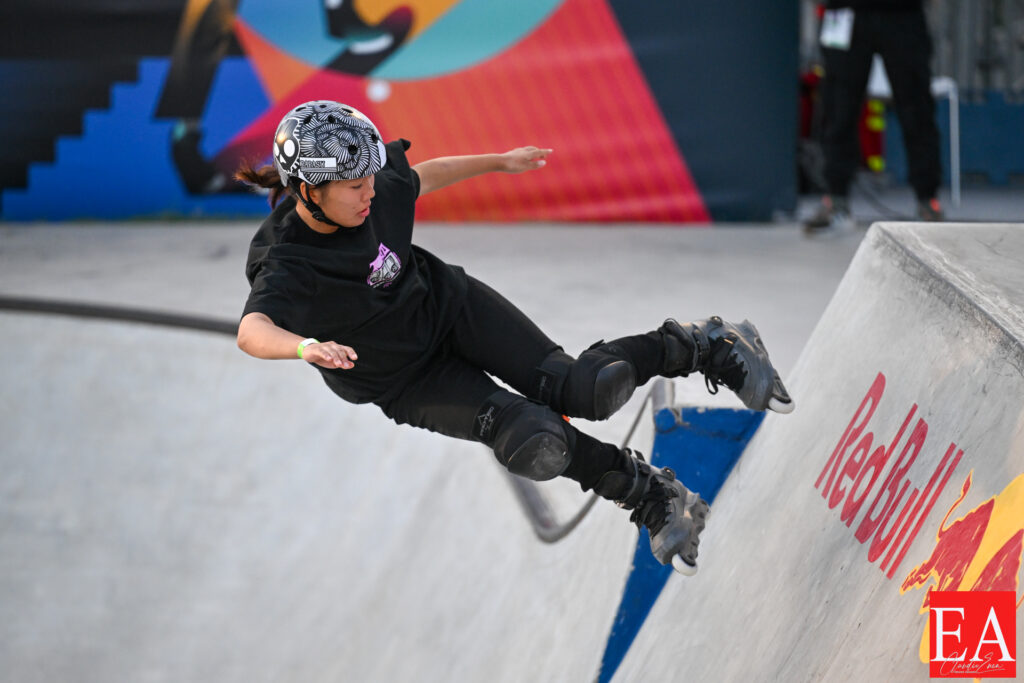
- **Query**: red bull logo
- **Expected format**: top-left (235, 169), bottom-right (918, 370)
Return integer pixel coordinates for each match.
top-left (902, 471), bottom-right (1024, 675)
top-left (816, 371), bottom-right (1022, 677)
top-left (815, 372), bottom-right (964, 579)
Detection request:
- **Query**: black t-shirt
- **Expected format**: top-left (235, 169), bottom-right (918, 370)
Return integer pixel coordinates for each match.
top-left (243, 139), bottom-right (469, 404)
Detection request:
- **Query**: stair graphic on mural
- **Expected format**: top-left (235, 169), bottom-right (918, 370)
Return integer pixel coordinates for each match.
top-left (0, 60), bottom-right (139, 208)
top-left (2, 58), bottom-right (267, 221)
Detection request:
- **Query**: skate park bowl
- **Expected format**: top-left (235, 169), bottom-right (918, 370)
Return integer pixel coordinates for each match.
top-left (614, 222), bottom-right (1024, 681)
top-left (1, 221), bottom-right (1023, 681)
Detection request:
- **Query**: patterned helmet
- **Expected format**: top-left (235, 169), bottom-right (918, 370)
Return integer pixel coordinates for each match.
top-left (272, 100), bottom-right (386, 186)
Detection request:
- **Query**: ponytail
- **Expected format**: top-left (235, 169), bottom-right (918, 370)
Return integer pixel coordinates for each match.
top-left (234, 160), bottom-right (292, 208)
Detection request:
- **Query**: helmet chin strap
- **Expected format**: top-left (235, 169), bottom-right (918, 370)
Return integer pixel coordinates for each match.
top-left (295, 180), bottom-right (345, 229)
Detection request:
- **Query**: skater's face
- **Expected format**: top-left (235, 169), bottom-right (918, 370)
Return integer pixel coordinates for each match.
top-left (308, 174), bottom-right (377, 228)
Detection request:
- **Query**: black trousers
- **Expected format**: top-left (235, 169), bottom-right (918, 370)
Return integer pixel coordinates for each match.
top-left (376, 275), bottom-right (660, 491)
top-left (820, 8), bottom-right (941, 201)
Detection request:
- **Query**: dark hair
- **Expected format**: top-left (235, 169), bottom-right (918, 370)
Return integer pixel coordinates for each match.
top-left (234, 160), bottom-right (292, 208)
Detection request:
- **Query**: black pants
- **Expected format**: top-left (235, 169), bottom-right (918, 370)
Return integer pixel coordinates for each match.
top-left (377, 276), bottom-right (661, 491)
top-left (820, 8), bottom-right (941, 201)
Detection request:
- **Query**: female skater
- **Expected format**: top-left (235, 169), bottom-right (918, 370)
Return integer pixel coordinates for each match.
top-left (236, 100), bottom-right (793, 573)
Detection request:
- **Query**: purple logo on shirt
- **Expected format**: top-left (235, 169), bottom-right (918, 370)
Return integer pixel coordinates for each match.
top-left (367, 243), bottom-right (402, 288)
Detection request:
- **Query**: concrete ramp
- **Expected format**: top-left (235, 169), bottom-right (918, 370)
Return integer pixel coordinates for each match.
top-left (0, 314), bottom-right (640, 682)
top-left (618, 223), bottom-right (1024, 681)
top-left (2, 222), bottom-right (1022, 682)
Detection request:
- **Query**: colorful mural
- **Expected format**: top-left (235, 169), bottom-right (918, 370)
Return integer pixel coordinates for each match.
top-left (0, 0), bottom-right (798, 222)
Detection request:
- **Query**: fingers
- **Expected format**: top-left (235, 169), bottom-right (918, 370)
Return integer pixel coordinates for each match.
top-left (305, 342), bottom-right (358, 370)
top-left (506, 147), bottom-right (553, 172)
top-left (526, 147), bottom-right (552, 167)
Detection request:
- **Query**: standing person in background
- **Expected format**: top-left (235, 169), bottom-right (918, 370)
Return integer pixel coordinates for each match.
top-left (804, 0), bottom-right (944, 236)
top-left (234, 101), bottom-right (794, 575)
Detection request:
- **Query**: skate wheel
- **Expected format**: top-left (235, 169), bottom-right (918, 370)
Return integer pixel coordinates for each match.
top-left (672, 554), bottom-right (698, 576)
top-left (768, 396), bottom-right (794, 414)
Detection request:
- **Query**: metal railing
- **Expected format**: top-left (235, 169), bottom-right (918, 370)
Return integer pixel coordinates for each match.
top-left (0, 295), bottom-right (237, 335)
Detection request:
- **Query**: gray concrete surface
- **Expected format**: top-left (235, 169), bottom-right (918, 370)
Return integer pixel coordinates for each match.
top-left (0, 217), bottom-right (866, 449)
top-left (620, 222), bottom-right (1024, 682)
top-left (1, 190), bottom-right (1022, 681)
top-left (0, 217), bottom-right (858, 683)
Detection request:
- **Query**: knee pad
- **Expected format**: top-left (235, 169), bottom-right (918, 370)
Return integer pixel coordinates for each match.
top-left (532, 346), bottom-right (637, 421)
top-left (473, 392), bottom-right (571, 481)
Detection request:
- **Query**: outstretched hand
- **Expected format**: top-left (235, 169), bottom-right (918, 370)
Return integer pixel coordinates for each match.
top-left (301, 341), bottom-right (358, 370)
top-left (501, 146), bottom-right (553, 173)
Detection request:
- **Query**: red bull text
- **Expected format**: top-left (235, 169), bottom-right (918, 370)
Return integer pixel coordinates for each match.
top-left (815, 372), bottom-right (964, 579)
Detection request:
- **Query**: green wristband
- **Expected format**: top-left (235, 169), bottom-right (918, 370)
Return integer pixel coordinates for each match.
top-left (297, 338), bottom-right (320, 359)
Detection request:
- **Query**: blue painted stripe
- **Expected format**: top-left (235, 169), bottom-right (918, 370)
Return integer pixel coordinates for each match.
top-left (597, 406), bottom-right (765, 683)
